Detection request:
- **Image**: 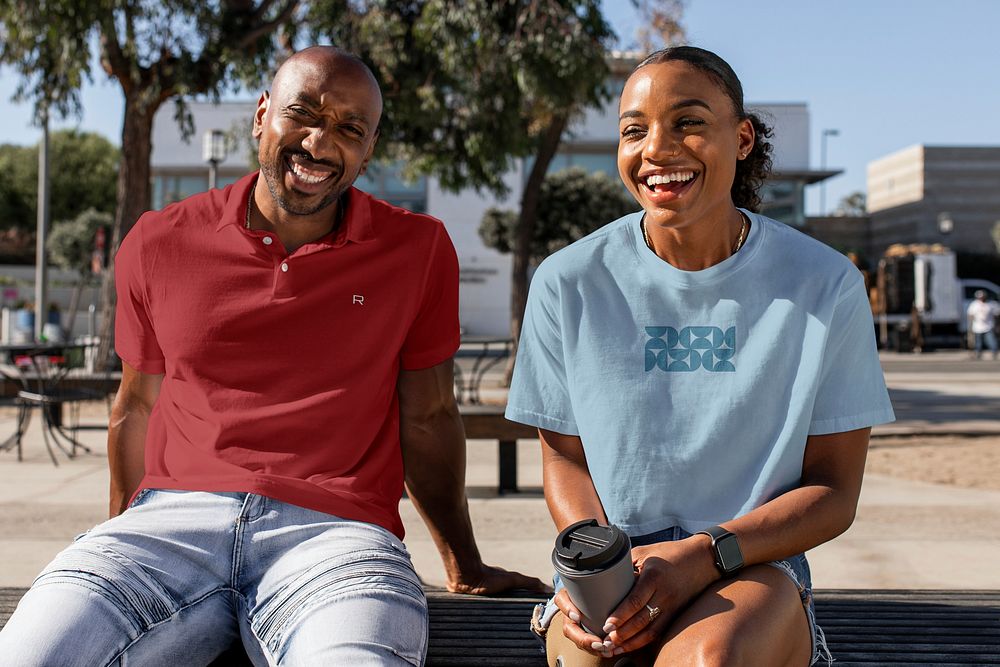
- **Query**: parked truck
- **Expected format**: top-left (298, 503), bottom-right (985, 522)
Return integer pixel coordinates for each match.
top-left (872, 244), bottom-right (1000, 350)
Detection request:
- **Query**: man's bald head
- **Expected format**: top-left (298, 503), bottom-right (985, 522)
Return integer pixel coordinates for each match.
top-left (270, 46), bottom-right (383, 120)
top-left (252, 46), bottom-right (384, 219)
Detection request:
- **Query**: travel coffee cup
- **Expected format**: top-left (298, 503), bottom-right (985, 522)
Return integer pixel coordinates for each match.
top-left (551, 519), bottom-right (635, 637)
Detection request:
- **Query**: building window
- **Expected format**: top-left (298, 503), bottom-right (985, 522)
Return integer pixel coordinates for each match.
top-left (355, 162), bottom-right (428, 213)
top-left (760, 180), bottom-right (805, 226)
top-left (152, 174), bottom-right (245, 210)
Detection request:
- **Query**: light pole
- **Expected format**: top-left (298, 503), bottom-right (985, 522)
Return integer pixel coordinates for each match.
top-left (820, 128), bottom-right (840, 215)
top-left (202, 129), bottom-right (227, 190)
top-left (937, 211), bottom-right (954, 237)
top-left (34, 105), bottom-right (50, 341)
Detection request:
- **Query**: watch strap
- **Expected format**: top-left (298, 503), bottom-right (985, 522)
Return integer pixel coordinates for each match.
top-left (695, 525), bottom-right (744, 576)
top-left (695, 525), bottom-right (731, 543)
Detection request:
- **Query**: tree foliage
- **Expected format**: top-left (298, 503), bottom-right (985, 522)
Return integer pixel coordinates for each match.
top-left (308, 0), bottom-right (615, 195)
top-left (480, 167), bottom-right (636, 262)
top-left (833, 191), bottom-right (867, 217)
top-left (0, 130), bottom-right (118, 231)
top-left (49, 208), bottom-right (111, 279)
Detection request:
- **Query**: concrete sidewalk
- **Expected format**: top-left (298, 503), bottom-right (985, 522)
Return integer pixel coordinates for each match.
top-left (2, 350), bottom-right (999, 590)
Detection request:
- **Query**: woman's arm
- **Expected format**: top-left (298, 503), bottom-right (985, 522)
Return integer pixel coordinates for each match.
top-left (540, 428), bottom-right (607, 531)
top-left (729, 426), bottom-right (870, 565)
top-left (606, 426), bottom-right (871, 653)
top-left (541, 428), bottom-right (623, 656)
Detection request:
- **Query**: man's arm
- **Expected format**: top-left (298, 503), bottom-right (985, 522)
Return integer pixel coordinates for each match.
top-left (107, 361), bottom-right (163, 517)
top-left (398, 359), bottom-right (549, 595)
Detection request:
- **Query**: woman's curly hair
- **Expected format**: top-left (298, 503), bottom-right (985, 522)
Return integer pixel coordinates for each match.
top-left (633, 46), bottom-right (774, 212)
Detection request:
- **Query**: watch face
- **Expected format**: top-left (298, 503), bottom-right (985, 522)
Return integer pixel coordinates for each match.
top-left (716, 533), bottom-right (744, 572)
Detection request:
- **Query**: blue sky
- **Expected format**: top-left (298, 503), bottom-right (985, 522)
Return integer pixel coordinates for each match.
top-left (1, 0), bottom-right (998, 215)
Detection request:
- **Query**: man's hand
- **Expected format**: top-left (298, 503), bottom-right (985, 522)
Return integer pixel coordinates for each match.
top-left (399, 360), bottom-right (550, 597)
top-left (447, 563), bottom-right (551, 596)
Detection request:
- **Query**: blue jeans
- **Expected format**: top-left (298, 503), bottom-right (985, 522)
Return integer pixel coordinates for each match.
top-left (0, 489), bottom-right (428, 666)
top-left (974, 330), bottom-right (998, 357)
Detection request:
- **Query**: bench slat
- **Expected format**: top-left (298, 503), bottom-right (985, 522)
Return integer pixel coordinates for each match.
top-left (2, 588), bottom-right (999, 665)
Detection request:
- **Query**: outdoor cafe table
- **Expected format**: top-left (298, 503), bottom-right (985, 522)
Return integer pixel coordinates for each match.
top-left (0, 341), bottom-right (93, 465)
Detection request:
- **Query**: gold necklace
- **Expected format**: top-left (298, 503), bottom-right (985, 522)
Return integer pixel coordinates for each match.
top-left (641, 211), bottom-right (749, 256)
top-left (244, 183), bottom-right (255, 229)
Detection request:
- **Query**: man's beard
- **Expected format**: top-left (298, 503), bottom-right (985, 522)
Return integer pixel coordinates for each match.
top-left (259, 151), bottom-right (346, 216)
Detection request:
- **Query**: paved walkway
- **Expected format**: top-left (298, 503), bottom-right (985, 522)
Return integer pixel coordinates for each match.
top-left (1, 350), bottom-right (999, 590)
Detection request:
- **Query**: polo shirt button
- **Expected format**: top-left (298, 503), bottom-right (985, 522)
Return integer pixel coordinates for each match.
top-left (263, 236), bottom-right (273, 246)
top-left (281, 262), bottom-right (289, 272)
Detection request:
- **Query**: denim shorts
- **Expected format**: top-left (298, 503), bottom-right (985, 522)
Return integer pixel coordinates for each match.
top-left (533, 525), bottom-right (831, 666)
top-left (0, 489), bottom-right (428, 666)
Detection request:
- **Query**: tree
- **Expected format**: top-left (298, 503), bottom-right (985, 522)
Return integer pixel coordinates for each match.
top-left (49, 208), bottom-right (112, 333)
top-left (0, 130), bottom-right (118, 232)
top-left (0, 143), bottom-right (34, 231)
top-left (1, 0), bottom-right (300, 364)
top-left (479, 167), bottom-right (636, 262)
top-left (833, 191), bottom-right (867, 217)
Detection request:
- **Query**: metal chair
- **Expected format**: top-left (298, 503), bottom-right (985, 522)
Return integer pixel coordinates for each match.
top-left (2, 347), bottom-right (94, 465)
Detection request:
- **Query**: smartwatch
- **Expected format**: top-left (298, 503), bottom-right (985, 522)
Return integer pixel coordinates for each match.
top-left (695, 525), bottom-right (744, 576)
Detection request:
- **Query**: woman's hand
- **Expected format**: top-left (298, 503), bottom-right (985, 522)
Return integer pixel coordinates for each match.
top-left (602, 537), bottom-right (720, 655)
top-left (552, 588), bottom-right (621, 659)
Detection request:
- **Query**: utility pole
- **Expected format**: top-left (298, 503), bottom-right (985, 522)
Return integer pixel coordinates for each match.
top-left (820, 128), bottom-right (840, 215)
top-left (34, 106), bottom-right (50, 341)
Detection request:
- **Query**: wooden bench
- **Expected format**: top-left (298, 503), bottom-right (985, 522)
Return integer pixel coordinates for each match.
top-left (460, 404), bottom-right (537, 494)
top-left (2, 588), bottom-right (998, 664)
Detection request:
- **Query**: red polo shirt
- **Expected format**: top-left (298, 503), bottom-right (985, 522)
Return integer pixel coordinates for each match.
top-left (115, 172), bottom-right (459, 538)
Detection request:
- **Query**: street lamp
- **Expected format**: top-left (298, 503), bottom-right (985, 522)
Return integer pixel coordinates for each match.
top-left (937, 212), bottom-right (954, 236)
top-left (202, 129), bottom-right (227, 190)
top-left (35, 104), bottom-right (51, 342)
top-left (819, 128), bottom-right (840, 215)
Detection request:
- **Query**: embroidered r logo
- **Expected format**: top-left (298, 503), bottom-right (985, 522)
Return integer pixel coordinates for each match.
top-left (353, 295), bottom-right (365, 305)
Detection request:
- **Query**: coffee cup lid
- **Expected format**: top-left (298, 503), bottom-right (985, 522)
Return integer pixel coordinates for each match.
top-left (553, 519), bottom-right (630, 571)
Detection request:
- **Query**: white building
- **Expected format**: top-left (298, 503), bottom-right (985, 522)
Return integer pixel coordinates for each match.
top-left (150, 65), bottom-right (833, 336)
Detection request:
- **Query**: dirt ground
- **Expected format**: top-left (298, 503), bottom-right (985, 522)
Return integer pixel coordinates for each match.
top-left (867, 435), bottom-right (1000, 491)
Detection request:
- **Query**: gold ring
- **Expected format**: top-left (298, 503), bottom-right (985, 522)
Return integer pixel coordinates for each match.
top-left (646, 604), bottom-right (661, 621)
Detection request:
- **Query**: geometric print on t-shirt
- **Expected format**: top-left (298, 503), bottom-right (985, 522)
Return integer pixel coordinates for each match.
top-left (644, 326), bottom-right (737, 372)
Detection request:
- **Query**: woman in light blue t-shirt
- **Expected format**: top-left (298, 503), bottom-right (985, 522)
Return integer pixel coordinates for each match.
top-left (507, 46), bottom-right (893, 667)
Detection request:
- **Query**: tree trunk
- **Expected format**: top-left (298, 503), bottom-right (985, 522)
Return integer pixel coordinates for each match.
top-left (64, 278), bottom-right (83, 335)
top-left (96, 96), bottom-right (156, 369)
top-left (506, 112), bottom-right (570, 384)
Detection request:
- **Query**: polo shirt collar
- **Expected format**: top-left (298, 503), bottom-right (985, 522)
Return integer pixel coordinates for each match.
top-left (216, 171), bottom-right (375, 246)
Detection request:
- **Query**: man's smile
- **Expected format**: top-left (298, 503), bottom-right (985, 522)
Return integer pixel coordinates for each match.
top-left (284, 151), bottom-right (338, 193)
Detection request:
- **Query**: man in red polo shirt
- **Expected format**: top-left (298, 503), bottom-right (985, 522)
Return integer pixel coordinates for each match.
top-left (0, 46), bottom-right (545, 666)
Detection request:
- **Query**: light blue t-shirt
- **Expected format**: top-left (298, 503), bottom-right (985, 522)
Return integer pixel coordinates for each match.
top-left (506, 210), bottom-right (895, 537)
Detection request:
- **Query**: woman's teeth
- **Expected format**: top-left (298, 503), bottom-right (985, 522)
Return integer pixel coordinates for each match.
top-left (645, 171), bottom-right (695, 187)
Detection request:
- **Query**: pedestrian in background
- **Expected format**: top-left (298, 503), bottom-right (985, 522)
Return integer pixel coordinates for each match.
top-left (967, 289), bottom-right (999, 359)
